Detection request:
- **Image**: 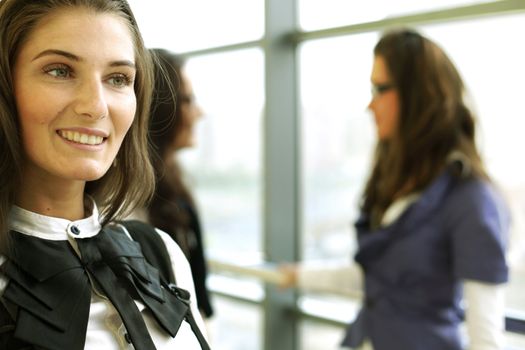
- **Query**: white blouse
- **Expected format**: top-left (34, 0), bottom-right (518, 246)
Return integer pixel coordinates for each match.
top-left (0, 204), bottom-right (207, 349)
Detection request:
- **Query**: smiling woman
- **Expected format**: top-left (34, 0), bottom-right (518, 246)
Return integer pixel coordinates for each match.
top-left (0, 1), bottom-right (209, 349)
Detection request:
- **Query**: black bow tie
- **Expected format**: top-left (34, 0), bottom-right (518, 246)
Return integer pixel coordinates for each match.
top-left (2, 226), bottom-right (191, 350)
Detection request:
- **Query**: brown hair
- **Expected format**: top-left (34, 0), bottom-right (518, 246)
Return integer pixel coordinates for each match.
top-left (147, 48), bottom-right (195, 251)
top-left (362, 28), bottom-right (487, 227)
top-left (0, 0), bottom-right (155, 252)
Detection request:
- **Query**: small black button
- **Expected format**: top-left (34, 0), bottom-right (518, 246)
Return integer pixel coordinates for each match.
top-left (168, 284), bottom-right (191, 305)
top-left (70, 225), bottom-right (80, 235)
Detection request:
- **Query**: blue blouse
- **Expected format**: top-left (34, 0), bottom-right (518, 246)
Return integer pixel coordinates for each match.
top-left (342, 168), bottom-right (509, 350)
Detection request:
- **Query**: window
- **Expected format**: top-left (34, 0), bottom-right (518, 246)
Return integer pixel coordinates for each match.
top-left (300, 33), bottom-right (377, 262)
top-left (129, 0), bottom-right (264, 52)
top-left (208, 296), bottom-right (263, 350)
top-left (181, 49), bottom-right (265, 262)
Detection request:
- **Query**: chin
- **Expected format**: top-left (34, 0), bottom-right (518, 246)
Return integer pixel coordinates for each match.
top-left (77, 173), bottom-right (107, 182)
top-left (377, 129), bottom-right (392, 141)
top-left (74, 165), bottom-right (112, 182)
top-left (174, 141), bottom-right (194, 150)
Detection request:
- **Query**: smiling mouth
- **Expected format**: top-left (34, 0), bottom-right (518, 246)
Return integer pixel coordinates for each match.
top-left (58, 130), bottom-right (105, 145)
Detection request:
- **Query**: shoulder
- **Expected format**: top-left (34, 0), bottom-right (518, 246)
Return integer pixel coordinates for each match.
top-left (118, 220), bottom-right (196, 291)
top-left (117, 220), bottom-right (186, 263)
top-left (445, 177), bottom-right (508, 221)
top-left (445, 178), bottom-right (510, 282)
top-left (155, 228), bottom-right (188, 266)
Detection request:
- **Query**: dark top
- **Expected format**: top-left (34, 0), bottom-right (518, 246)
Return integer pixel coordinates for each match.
top-left (163, 198), bottom-right (213, 318)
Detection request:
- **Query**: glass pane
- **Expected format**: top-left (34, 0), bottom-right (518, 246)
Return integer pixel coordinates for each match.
top-left (421, 13), bottom-right (525, 316)
top-left (299, 0), bottom-right (496, 31)
top-left (128, 0), bottom-right (264, 52)
top-left (299, 294), bottom-right (360, 325)
top-left (207, 296), bottom-right (262, 350)
top-left (299, 318), bottom-right (346, 350)
top-left (506, 333), bottom-right (525, 348)
top-left (180, 49), bottom-right (265, 261)
top-left (208, 275), bottom-right (264, 302)
top-left (300, 33), bottom-right (378, 261)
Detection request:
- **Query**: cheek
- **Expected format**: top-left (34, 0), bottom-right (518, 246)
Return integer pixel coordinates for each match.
top-left (388, 98), bottom-right (400, 128)
top-left (374, 94), bottom-right (400, 140)
top-left (180, 106), bottom-right (191, 126)
top-left (384, 94), bottom-right (400, 131)
top-left (16, 94), bottom-right (56, 153)
top-left (16, 83), bottom-right (49, 127)
top-left (114, 97), bottom-right (137, 138)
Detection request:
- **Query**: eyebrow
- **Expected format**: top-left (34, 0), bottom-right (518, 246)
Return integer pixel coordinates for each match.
top-left (32, 49), bottom-right (136, 69)
top-left (110, 60), bottom-right (136, 69)
top-left (33, 49), bottom-right (79, 61)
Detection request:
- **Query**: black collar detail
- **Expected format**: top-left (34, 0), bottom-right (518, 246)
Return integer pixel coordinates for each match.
top-left (2, 226), bottom-right (190, 350)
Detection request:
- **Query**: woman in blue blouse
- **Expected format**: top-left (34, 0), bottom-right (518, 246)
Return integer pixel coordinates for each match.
top-left (343, 28), bottom-right (509, 350)
top-left (288, 29), bottom-right (509, 350)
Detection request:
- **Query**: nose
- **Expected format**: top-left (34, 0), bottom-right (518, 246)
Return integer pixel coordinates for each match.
top-left (73, 78), bottom-right (108, 119)
top-left (367, 97), bottom-right (375, 112)
top-left (194, 104), bottom-right (204, 120)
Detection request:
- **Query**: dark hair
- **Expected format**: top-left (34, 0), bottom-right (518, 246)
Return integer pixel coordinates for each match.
top-left (0, 0), bottom-right (155, 252)
top-left (147, 48), bottom-right (194, 250)
top-left (362, 28), bottom-right (487, 226)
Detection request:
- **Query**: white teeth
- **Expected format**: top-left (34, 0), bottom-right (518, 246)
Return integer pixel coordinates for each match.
top-left (59, 130), bottom-right (104, 145)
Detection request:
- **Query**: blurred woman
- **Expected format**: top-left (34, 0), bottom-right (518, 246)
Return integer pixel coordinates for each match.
top-left (146, 48), bottom-right (213, 319)
top-left (284, 28), bottom-right (509, 350)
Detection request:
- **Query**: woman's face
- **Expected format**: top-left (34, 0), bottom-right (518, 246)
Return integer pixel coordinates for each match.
top-left (173, 70), bottom-right (203, 150)
top-left (13, 7), bottom-right (136, 184)
top-left (368, 55), bottom-right (400, 141)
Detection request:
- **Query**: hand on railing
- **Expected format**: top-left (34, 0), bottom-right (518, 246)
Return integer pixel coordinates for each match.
top-left (278, 263), bottom-right (299, 289)
top-left (208, 258), bottom-right (363, 298)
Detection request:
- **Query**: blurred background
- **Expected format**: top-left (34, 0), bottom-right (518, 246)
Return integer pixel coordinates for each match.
top-left (127, 1), bottom-right (525, 349)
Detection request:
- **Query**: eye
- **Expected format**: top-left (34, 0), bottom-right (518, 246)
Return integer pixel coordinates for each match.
top-left (107, 73), bottom-right (133, 88)
top-left (179, 93), bottom-right (195, 105)
top-left (371, 83), bottom-right (395, 98)
top-left (43, 64), bottom-right (71, 79)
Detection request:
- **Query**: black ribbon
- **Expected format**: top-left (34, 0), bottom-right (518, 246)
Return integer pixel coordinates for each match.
top-left (1, 226), bottom-right (195, 350)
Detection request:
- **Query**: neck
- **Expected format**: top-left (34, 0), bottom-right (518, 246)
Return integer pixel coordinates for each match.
top-left (16, 171), bottom-right (87, 221)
